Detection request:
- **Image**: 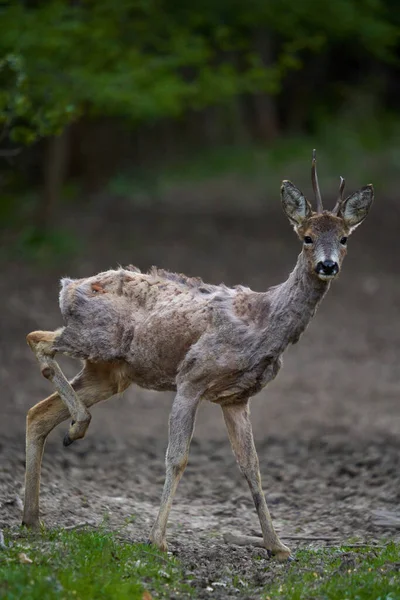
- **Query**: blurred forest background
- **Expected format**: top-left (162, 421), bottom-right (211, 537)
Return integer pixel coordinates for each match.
top-left (2, 2), bottom-right (400, 561)
top-left (1, 0), bottom-right (400, 513)
top-left (1, 0), bottom-right (400, 262)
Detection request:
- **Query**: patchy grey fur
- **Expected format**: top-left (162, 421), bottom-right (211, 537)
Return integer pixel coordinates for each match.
top-left (55, 252), bottom-right (328, 403)
top-left (23, 165), bottom-right (374, 560)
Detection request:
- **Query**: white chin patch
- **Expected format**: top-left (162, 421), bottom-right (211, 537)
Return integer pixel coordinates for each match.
top-left (317, 273), bottom-right (336, 281)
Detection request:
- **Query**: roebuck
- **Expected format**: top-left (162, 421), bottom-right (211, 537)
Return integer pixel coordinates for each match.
top-left (23, 151), bottom-right (373, 560)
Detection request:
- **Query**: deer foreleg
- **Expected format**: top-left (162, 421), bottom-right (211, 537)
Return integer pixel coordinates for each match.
top-left (149, 389), bottom-right (200, 551)
top-left (222, 400), bottom-right (292, 561)
top-left (26, 330), bottom-right (91, 445)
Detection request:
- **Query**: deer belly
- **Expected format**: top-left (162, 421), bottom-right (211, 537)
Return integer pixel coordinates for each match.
top-left (125, 323), bottom-right (198, 389)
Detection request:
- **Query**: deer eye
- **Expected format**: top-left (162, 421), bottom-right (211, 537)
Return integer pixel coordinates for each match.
top-left (340, 236), bottom-right (348, 245)
top-left (303, 236), bottom-right (313, 245)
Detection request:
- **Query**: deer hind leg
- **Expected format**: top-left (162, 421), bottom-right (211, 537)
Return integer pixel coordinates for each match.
top-left (22, 361), bottom-right (127, 529)
top-left (27, 329), bottom-right (91, 445)
top-left (149, 388), bottom-right (201, 551)
top-left (222, 400), bottom-right (292, 561)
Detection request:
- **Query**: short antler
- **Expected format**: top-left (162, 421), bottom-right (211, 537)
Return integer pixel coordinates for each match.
top-left (311, 149), bottom-right (323, 214)
top-left (332, 176), bottom-right (345, 215)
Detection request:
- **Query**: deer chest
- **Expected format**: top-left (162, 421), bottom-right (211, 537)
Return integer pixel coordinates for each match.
top-left (204, 355), bottom-right (283, 405)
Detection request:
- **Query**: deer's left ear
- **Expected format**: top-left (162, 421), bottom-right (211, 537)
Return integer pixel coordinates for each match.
top-left (339, 184), bottom-right (374, 232)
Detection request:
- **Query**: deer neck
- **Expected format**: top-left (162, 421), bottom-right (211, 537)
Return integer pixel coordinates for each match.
top-left (263, 250), bottom-right (330, 349)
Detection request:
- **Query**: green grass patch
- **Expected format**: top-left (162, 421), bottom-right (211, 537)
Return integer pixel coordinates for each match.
top-left (0, 528), bottom-right (193, 600)
top-left (263, 543), bottom-right (400, 600)
top-left (0, 528), bottom-right (399, 599)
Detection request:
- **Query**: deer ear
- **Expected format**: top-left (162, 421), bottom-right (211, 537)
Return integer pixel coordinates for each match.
top-left (281, 180), bottom-right (312, 227)
top-left (339, 184), bottom-right (374, 232)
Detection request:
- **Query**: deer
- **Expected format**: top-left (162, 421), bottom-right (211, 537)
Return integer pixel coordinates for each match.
top-left (22, 151), bottom-right (374, 561)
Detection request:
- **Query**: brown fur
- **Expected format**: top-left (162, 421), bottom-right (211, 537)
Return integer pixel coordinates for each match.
top-left (22, 160), bottom-right (374, 561)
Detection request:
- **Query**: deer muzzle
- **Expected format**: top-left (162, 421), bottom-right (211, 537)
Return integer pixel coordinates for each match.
top-left (315, 260), bottom-right (339, 279)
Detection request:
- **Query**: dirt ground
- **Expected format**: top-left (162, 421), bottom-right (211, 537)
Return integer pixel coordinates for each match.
top-left (1, 187), bottom-right (400, 597)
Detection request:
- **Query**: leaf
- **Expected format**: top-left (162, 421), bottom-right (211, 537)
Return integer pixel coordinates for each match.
top-left (18, 553), bottom-right (33, 564)
top-left (0, 0), bottom-right (397, 143)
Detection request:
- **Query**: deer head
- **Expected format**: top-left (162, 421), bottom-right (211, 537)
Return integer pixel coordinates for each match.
top-left (281, 150), bottom-right (374, 281)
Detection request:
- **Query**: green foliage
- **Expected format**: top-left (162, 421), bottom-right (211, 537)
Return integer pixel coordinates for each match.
top-left (0, 528), bottom-right (193, 600)
top-left (0, 186), bottom-right (81, 265)
top-left (14, 226), bottom-right (82, 264)
top-left (263, 543), bottom-right (400, 600)
top-left (0, 0), bottom-right (398, 144)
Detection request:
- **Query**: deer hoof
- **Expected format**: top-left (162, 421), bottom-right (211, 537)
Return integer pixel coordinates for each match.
top-left (21, 518), bottom-right (41, 530)
top-left (287, 555), bottom-right (296, 562)
top-left (266, 542), bottom-right (292, 562)
top-left (63, 415), bottom-right (91, 446)
top-left (63, 416), bottom-right (91, 447)
top-left (274, 549), bottom-right (293, 562)
top-left (157, 540), bottom-right (168, 552)
top-left (148, 535), bottom-right (168, 552)
top-left (63, 432), bottom-right (74, 447)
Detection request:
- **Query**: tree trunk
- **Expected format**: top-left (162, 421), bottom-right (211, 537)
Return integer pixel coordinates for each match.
top-left (248, 32), bottom-right (280, 142)
top-left (39, 127), bottom-right (70, 231)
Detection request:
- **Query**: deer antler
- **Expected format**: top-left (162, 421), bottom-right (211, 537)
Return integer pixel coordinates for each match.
top-left (332, 176), bottom-right (345, 215)
top-left (311, 149), bottom-right (323, 214)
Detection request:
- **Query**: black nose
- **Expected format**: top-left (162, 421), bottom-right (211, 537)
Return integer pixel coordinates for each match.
top-left (316, 260), bottom-right (339, 276)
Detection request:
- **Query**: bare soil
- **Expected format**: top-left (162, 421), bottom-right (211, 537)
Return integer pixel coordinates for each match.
top-left (1, 192), bottom-right (400, 597)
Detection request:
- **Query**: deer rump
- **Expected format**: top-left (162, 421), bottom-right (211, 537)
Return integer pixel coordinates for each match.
top-left (55, 271), bottom-right (137, 363)
top-left (53, 267), bottom-right (220, 387)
